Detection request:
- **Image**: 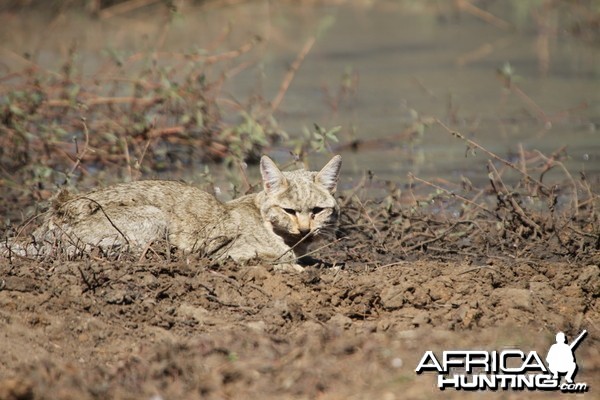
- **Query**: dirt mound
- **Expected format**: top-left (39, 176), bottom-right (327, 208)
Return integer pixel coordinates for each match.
top-left (0, 256), bottom-right (597, 399)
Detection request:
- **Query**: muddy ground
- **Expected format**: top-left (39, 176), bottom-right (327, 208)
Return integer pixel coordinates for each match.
top-left (1, 0), bottom-right (598, 396)
top-left (0, 241), bottom-right (598, 399)
top-left (0, 163), bottom-right (599, 399)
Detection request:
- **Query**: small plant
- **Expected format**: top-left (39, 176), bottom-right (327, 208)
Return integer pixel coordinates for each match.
top-left (290, 124), bottom-right (340, 161)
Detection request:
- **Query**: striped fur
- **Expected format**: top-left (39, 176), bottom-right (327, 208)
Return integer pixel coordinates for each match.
top-left (3, 155), bottom-right (342, 269)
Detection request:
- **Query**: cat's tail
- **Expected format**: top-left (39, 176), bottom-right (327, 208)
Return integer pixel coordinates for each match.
top-left (1, 217), bottom-right (61, 260)
top-left (1, 234), bottom-right (50, 260)
top-left (2, 189), bottom-right (83, 260)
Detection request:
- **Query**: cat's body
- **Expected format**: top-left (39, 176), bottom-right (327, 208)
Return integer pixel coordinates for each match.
top-left (3, 155), bottom-right (342, 268)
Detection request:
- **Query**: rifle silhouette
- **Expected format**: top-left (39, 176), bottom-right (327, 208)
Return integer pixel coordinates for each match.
top-left (569, 330), bottom-right (587, 350)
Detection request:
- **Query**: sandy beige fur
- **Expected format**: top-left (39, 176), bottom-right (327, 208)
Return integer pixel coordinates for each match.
top-left (4, 155), bottom-right (342, 269)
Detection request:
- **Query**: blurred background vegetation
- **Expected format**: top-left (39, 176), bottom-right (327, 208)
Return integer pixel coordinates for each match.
top-left (0, 0), bottom-right (598, 227)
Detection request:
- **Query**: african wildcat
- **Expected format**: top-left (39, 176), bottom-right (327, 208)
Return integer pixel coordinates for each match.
top-left (3, 155), bottom-right (342, 268)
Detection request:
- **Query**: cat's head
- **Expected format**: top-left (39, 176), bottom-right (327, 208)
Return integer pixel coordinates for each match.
top-left (258, 155), bottom-right (342, 246)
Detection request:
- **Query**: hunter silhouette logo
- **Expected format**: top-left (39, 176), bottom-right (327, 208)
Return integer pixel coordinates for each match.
top-left (415, 330), bottom-right (589, 393)
top-left (546, 330), bottom-right (587, 384)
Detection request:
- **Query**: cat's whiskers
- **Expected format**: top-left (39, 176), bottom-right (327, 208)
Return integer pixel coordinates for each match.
top-left (312, 223), bottom-right (341, 238)
top-left (293, 235), bottom-right (348, 260)
top-left (273, 229), bottom-right (315, 262)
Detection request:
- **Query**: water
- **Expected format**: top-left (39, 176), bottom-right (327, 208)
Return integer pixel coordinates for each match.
top-left (251, 3), bottom-right (599, 189)
top-left (1, 1), bottom-right (598, 193)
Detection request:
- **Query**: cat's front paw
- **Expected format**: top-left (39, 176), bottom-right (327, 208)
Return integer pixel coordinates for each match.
top-left (273, 263), bottom-right (305, 273)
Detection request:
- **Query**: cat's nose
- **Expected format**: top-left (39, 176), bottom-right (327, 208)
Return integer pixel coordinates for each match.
top-left (299, 228), bottom-right (311, 237)
top-left (297, 214), bottom-right (311, 236)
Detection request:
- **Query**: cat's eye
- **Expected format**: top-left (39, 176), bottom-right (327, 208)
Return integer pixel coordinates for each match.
top-left (282, 208), bottom-right (297, 215)
top-left (311, 207), bottom-right (325, 215)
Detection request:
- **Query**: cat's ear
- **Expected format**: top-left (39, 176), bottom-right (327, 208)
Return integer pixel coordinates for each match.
top-left (260, 156), bottom-right (288, 194)
top-left (315, 155), bottom-right (342, 193)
